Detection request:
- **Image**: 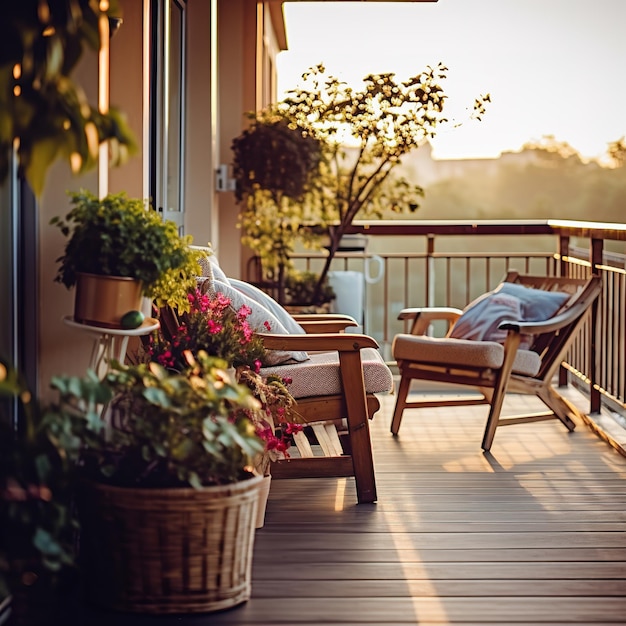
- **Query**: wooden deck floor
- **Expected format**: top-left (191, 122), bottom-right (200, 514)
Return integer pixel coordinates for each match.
top-left (80, 385), bottom-right (626, 625)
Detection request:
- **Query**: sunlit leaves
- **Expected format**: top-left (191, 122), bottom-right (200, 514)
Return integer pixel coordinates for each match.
top-left (234, 63), bottom-right (489, 301)
top-left (0, 0), bottom-right (136, 195)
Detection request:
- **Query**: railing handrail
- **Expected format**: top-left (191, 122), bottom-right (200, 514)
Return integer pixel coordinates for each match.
top-left (249, 219), bottom-right (625, 421)
top-left (339, 218), bottom-right (626, 241)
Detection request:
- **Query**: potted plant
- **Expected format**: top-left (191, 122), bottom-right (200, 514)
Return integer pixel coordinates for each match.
top-left (51, 190), bottom-right (205, 328)
top-left (143, 285), bottom-right (304, 526)
top-left (0, 360), bottom-right (94, 625)
top-left (50, 351), bottom-right (267, 614)
top-left (232, 64), bottom-right (490, 305)
top-left (231, 114), bottom-right (324, 303)
top-left (283, 269), bottom-right (335, 314)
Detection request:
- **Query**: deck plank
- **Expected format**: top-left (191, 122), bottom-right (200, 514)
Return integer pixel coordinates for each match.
top-left (78, 388), bottom-right (626, 625)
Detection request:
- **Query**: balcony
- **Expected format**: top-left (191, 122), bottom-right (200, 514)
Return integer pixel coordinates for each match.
top-left (75, 221), bottom-right (626, 624)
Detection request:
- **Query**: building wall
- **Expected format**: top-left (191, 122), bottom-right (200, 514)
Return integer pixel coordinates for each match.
top-left (35, 0), bottom-right (283, 397)
top-left (38, 52), bottom-right (101, 399)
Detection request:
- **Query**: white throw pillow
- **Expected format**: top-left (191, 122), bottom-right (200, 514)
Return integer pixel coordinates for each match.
top-left (197, 277), bottom-right (309, 366)
top-left (229, 278), bottom-right (306, 336)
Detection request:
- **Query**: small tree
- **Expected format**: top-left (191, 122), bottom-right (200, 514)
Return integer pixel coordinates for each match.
top-left (233, 63), bottom-right (489, 304)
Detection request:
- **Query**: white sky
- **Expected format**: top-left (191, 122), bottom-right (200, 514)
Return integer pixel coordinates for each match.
top-left (277, 0), bottom-right (626, 161)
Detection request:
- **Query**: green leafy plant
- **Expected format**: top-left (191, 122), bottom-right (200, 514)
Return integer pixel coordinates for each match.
top-left (0, 360), bottom-right (105, 603)
top-left (55, 352), bottom-right (265, 489)
top-left (0, 0), bottom-right (137, 196)
top-left (51, 190), bottom-right (205, 311)
top-left (284, 269), bottom-right (335, 307)
top-left (233, 63), bottom-right (490, 304)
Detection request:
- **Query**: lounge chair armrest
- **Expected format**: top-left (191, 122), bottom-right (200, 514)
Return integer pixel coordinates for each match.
top-left (499, 301), bottom-right (592, 336)
top-left (293, 314), bottom-right (359, 333)
top-left (397, 307), bottom-right (463, 322)
top-left (258, 332), bottom-right (379, 352)
top-left (398, 307), bottom-right (463, 336)
top-left (293, 313), bottom-right (357, 324)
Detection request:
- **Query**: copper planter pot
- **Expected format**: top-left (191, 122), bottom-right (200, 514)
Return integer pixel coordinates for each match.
top-left (74, 273), bottom-right (143, 329)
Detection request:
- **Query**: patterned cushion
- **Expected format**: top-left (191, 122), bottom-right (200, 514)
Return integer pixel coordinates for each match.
top-left (497, 282), bottom-right (570, 320)
top-left (393, 334), bottom-right (541, 377)
top-left (260, 347), bottom-right (394, 399)
top-left (191, 245), bottom-right (230, 283)
top-left (449, 282), bottom-right (570, 350)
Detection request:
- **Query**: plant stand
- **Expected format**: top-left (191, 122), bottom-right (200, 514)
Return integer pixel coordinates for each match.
top-left (63, 316), bottom-right (159, 377)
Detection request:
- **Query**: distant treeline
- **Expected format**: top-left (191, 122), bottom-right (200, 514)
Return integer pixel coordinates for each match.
top-left (395, 141), bottom-right (626, 224)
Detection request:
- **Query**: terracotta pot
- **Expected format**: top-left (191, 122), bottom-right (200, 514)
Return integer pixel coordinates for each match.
top-left (74, 273), bottom-right (143, 329)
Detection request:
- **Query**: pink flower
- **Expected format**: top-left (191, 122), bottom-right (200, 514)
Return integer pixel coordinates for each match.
top-left (263, 320), bottom-right (272, 331)
top-left (285, 423), bottom-right (303, 435)
top-left (237, 304), bottom-right (252, 320)
top-left (206, 319), bottom-right (223, 334)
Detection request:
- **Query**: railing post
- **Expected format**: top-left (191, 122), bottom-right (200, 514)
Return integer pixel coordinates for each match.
top-left (589, 237), bottom-right (603, 414)
top-left (558, 234), bottom-right (570, 386)
top-left (427, 234), bottom-right (435, 307)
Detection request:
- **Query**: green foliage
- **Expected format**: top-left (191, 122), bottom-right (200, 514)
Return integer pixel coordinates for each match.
top-left (54, 353), bottom-right (265, 489)
top-left (233, 63), bottom-right (489, 302)
top-left (232, 117), bottom-right (321, 202)
top-left (0, 360), bottom-right (98, 599)
top-left (284, 270), bottom-right (335, 306)
top-left (0, 0), bottom-right (137, 196)
top-left (51, 190), bottom-right (205, 311)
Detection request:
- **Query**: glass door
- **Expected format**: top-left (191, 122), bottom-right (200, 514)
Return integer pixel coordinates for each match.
top-left (150, 0), bottom-right (186, 234)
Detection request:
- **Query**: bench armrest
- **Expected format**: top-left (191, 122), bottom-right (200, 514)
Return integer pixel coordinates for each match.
top-left (258, 332), bottom-right (379, 353)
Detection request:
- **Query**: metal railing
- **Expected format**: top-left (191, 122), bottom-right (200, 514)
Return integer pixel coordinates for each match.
top-left (246, 220), bottom-right (626, 417)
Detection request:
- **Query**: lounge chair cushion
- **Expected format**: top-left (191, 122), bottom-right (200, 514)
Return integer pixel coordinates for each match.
top-left (449, 292), bottom-right (522, 344)
top-left (260, 348), bottom-right (394, 398)
top-left (449, 282), bottom-right (569, 348)
top-left (497, 282), bottom-right (570, 320)
top-left (393, 334), bottom-right (541, 377)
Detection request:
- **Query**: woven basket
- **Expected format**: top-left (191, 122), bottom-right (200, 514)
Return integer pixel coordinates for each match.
top-left (77, 475), bottom-right (262, 614)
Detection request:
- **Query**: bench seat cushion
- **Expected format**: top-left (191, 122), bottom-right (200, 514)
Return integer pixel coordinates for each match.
top-left (260, 348), bottom-right (394, 399)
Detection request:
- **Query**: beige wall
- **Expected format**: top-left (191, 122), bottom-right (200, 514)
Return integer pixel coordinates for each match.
top-left (35, 0), bottom-right (284, 397)
top-left (217, 0), bottom-right (286, 279)
top-left (38, 52), bottom-right (101, 399)
top-left (216, 0), bottom-right (252, 279)
top-left (109, 0), bottom-right (145, 198)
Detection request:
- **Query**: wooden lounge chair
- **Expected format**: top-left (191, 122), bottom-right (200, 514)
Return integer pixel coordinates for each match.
top-left (391, 271), bottom-right (602, 450)
top-left (258, 320), bottom-right (393, 504)
top-left (154, 252), bottom-right (393, 504)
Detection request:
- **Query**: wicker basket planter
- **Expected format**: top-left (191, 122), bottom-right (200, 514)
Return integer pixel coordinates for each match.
top-left (77, 475), bottom-right (262, 614)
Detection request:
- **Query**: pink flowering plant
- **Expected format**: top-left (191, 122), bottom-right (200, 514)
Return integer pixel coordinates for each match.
top-left (145, 286), bottom-right (304, 473)
top-left (146, 287), bottom-right (267, 371)
top-left (234, 368), bottom-right (304, 475)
